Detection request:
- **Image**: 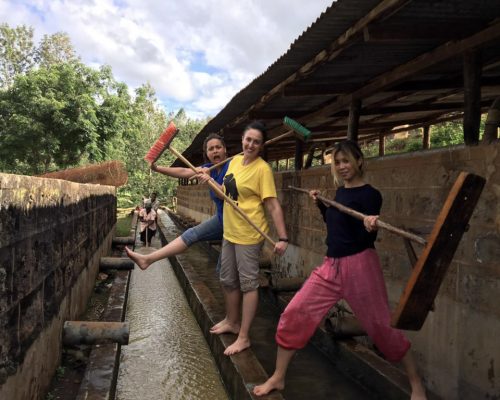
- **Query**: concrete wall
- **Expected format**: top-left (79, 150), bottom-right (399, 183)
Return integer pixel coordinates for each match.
top-left (0, 173), bottom-right (116, 400)
top-left (175, 143), bottom-right (500, 399)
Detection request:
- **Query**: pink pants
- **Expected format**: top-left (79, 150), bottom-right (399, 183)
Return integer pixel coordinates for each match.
top-left (276, 249), bottom-right (410, 362)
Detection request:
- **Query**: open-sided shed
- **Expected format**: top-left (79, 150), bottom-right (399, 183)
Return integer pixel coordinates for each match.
top-left (175, 0), bottom-right (500, 166)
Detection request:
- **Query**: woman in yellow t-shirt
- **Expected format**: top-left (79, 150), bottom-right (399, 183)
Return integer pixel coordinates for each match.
top-left (209, 121), bottom-right (288, 356)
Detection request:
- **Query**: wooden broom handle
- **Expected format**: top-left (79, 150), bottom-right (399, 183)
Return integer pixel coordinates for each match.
top-left (169, 146), bottom-right (276, 246)
top-left (288, 186), bottom-right (427, 246)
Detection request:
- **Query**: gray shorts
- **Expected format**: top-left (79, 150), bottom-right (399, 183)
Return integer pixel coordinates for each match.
top-left (220, 239), bottom-right (263, 292)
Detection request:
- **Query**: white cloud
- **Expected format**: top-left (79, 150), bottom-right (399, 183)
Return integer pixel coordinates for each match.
top-left (2, 0), bottom-right (334, 118)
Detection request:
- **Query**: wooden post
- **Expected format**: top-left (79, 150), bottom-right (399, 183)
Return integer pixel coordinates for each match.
top-left (325, 315), bottom-right (366, 339)
top-left (423, 125), bottom-right (431, 149)
top-left (112, 237), bottom-right (135, 246)
top-left (100, 257), bottom-right (135, 271)
top-left (294, 138), bottom-right (304, 170)
top-left (271, 277), bottom-right (306, 292)
top-left (304, 146), bottom-right (316, 169)
top-left (463, 50), bottom-right (482, 145)
top-left (483, 97), bottom-right (500, 143)
top-left (378, 132), bottom-right (385, 156)
top-left (63, 321), bottom-right (130, 345)
top-left (347, 99), bottom-right (362, 142)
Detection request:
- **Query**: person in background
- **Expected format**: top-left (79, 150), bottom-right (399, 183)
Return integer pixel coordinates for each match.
top-left (210, 121), bottom-right (288, 356)
top-left (126, 133), bottom-right (229, 271)
top-left (139, 201), bottom-right (157, 246)
top-left (253, 140), bottom-right (426, 400)
top-left (150, 192), bottom-right (160, 212)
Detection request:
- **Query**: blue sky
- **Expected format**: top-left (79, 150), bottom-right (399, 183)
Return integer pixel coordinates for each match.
top-left (1, 0), bottom-right (334, 119)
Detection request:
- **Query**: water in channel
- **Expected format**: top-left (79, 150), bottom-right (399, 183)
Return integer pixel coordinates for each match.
top-left (115, 233), bottom-right (228, 400)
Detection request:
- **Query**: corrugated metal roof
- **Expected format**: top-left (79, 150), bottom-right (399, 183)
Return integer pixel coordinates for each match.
top-left (174, 0), bottom-right (500, 166)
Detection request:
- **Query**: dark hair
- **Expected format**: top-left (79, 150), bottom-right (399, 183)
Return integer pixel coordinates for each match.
top-left (243, 121), bottom-right (268, 160)
top-left (243, 120), bottom-right (267, 141)
top-left (202, 133), bottom-right (226, 162)
top-left (332, 139), bottom-right (365, 186)
top-left (203, 133), bottom-right (226, 152)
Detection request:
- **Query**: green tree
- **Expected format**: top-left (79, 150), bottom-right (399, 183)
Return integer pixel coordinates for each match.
top-left (35, 32), bottom-right (79, 67)
top-left (0, 63), bottom-right (101, 174)
top-left (0, 24), bottom-right (35, 88)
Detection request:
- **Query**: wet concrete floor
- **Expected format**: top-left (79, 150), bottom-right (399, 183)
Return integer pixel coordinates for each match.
top-left (115, 235), bottom-right (229, 400)
top-left (159, 213), bottom-right (375, 399)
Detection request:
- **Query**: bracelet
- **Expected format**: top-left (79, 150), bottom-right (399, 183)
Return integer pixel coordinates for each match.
top-left (278, 238), bottom-right (289, 242)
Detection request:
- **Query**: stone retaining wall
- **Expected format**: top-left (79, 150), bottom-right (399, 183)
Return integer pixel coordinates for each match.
top-left (0, 173), bottom-right (116, 400)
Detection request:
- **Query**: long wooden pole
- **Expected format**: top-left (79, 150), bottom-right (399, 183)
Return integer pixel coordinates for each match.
top-left (169, 146), bottom-right (276, 246)
top-left (288, 185), bottom-right (427, 246)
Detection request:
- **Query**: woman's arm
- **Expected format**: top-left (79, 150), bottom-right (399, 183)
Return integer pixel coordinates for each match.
top-left (264, 197), bottom-right (288, 255)
top-left (150, 163), bottom-right (199, 179)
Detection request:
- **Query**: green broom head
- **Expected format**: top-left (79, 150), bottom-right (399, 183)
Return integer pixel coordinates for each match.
top-left (283, 116), bottom-right (311, 142)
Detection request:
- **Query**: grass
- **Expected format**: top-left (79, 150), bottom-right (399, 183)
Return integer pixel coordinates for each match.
top-left (116, 208), bottom-right (135, 236)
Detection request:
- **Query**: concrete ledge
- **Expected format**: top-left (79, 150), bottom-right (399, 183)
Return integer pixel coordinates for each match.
top-left (157, 226), bottom-right (283, 400)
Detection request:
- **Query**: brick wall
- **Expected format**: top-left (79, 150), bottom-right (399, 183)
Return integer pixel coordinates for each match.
top-left (175, 143), bottom-right (500, 399)
top-left (0, 173), bottom-right (116, 400)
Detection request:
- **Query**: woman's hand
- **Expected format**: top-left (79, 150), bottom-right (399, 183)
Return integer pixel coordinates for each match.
top-left (273, 240), bottom-right (288, 255)
top-left (197, 170), bottom-right (212, 184)
top-left (363, 215), bottom-right (379, 232)
top-left (309, 189), bottom-right (320, 204)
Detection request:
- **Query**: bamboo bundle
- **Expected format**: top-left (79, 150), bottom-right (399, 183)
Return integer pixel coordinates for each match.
top-left (39, 161), bottom-right (128, 187)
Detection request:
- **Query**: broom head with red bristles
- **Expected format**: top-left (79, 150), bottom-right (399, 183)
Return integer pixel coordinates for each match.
top-left (144, 121), bottom-right (179, 164)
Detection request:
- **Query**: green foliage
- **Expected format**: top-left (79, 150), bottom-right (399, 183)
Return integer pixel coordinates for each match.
top-left (429, 120), bottom-right (464, 148)
top-left (0, 24), bottom-right (210, 210)
top-left (0, 24), bottom-right (35, 87)
top-left (361, 118), bottom-right (478, 158)
top-left (0, 63), bottom-right (104, 173)
top-left (35, 32), bottom-right (79, 67)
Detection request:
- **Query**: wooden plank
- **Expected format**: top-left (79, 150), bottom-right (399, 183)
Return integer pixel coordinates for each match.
top-left (391, 172), bottom-right (486, 330)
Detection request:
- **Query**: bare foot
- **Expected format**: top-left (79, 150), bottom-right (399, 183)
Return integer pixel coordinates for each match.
top-left (210, 319), bottom-right (240, 335)
top-left (125, 247), bottom-right (151, 270)
top-left (224, 336), bottom-right (250, 356)
top-left (253, 376), bottom-right (285, 396)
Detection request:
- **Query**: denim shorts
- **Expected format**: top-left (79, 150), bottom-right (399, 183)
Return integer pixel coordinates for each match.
top-left (181, 215), bottom-right (223, 273)
top-left (180, 215), bottom-right (223, 246)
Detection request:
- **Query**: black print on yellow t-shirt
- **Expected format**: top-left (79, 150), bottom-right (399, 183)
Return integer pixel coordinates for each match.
top-left (223, 173), bottom-right (239, 202)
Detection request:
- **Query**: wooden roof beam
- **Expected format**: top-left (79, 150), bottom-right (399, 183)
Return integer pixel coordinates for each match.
top-left (303, 20), bottom-right (500, 125)
top-left (362, 21), bottom-right (485, 43)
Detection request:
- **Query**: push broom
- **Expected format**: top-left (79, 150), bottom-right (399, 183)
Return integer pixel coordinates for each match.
top-left (290, 175), bottom-right (486, 331)
top-left (202, 116), bottom-right (312, 173)
top-left (145, 122), bottom-right (277, 246)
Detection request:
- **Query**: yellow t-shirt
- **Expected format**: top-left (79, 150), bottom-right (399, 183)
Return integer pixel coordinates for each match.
top-left (222, 155), bottom-right (277, 244)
